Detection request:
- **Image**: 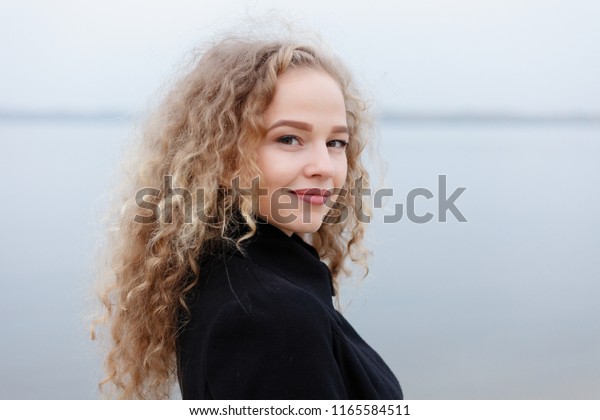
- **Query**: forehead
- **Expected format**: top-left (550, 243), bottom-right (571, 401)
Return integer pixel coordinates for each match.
top-left (264, 68), bottom-right (347, 124)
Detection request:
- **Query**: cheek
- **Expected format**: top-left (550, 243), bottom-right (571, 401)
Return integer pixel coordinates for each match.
top-left (259, 162), bottom-right (287, 189)
top-left (257, 150), bottom-right (294, 188)
top-left (256, 150), bottom-right (276, 188)
top-left (335, 157), bottom-right (349, 187)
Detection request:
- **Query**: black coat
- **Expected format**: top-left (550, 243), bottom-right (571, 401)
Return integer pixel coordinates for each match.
top-left (177, 221), bottom-right (403, 399)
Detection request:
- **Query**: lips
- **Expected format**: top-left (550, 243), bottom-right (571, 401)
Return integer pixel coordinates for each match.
top-left (289, 188), bottom-right (331, 205)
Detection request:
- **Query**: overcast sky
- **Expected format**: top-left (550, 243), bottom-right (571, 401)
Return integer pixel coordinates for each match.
top-left (1, 0), bottom-right (599, 115)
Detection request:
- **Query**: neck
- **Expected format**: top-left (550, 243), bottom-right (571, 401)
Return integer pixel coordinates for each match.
top-left (256, 216), bottom-right (294, 237)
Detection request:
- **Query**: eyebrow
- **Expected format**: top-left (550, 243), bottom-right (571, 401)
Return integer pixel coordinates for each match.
top-left (267, 119), bottom-right (349, 134)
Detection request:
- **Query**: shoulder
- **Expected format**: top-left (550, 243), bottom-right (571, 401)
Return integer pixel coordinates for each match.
top-left (188, 250), bottom-right (330, 330)
top-left (178, 245), bottom-right (346, 399)
top-left (181, 252), bottom-right (335, 370)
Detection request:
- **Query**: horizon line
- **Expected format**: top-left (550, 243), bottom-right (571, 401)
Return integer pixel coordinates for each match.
top-left (0, 110), bottom-right (599, 124)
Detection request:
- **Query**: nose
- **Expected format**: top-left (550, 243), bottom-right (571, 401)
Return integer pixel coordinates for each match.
top-left (304, 142), bottom-right (335, 179)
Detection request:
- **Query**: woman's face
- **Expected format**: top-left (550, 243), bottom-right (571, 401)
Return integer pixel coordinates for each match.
top-left (256, 68), bottom-right (349, 236)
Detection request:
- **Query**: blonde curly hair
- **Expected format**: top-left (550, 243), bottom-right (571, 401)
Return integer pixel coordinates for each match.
top-left (94, 32), bottom-right (374, 399)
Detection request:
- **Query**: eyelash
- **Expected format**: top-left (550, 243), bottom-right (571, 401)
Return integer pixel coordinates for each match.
top-left (277, 135), bottom-right (348, 149)
top-left (328, 139), bottom-right (349, 149)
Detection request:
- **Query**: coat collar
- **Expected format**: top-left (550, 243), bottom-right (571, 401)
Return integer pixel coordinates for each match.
top-left (223, 218), bottom-right (336, 302)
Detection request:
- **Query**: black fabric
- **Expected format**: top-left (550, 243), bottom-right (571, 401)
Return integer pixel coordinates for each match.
top-left (177, 220), bottom-right (403, 399)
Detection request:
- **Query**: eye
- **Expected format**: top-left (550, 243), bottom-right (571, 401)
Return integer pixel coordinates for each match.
top-left (277, 135), bottom-right (301, 146)
top-left (327, 139), bottom-right (349, 149)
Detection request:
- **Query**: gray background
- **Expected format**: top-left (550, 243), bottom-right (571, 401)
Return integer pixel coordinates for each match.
top-left (1, 0), bottom-right (598, 399)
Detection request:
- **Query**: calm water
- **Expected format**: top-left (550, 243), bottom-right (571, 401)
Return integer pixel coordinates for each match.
top-left (1, 121), bottom-right (599, 399)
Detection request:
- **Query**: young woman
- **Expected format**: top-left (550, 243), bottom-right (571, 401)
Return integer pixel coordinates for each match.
top-left (96, 33), bottom-right (403, 399)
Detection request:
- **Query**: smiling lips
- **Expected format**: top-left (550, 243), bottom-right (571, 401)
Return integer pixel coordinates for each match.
top-left (289, 188), bottom-right (332, 205)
